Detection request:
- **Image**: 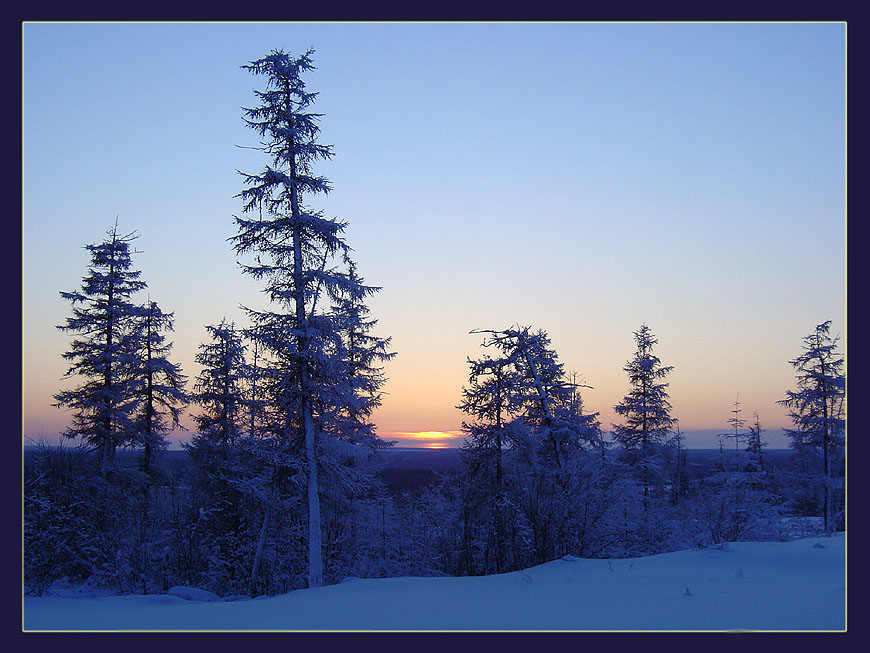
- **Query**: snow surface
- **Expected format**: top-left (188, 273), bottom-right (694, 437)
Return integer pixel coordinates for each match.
top-left (23, 536), bottom-right (845, 631)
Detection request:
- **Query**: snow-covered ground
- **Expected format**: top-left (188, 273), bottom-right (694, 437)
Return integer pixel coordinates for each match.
top-left (23, 535), bottom-right (845, 631)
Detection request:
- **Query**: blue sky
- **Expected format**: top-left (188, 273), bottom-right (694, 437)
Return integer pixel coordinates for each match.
top-left (22, 22), bottom-right (846, 448)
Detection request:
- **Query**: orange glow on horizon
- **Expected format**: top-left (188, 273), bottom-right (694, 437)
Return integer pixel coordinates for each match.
top-left (410, 431), bottom-right (462, 440)
top-left (380, 430), bottom-right (465, 448)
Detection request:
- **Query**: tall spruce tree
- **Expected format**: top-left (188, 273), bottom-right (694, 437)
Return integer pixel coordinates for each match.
top-left (778, 320), bottom-right (845, 531)
top-left (231, 49), bottom-right (391, 588)
top-left (612, 323), bottom-right (676, 506)
top-left (54, 223), bottom-right (147, 475)
top-left (131, 300), bottom-right (188, 473)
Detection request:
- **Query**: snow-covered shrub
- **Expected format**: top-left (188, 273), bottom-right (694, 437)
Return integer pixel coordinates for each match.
top-left (684, 471), bottom-right (782, 546)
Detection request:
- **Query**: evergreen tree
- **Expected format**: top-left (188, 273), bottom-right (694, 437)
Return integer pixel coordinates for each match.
top-left (231, 49), bottom-right (391, 588)
top-left (612, 324), bottom-right (676, 507)
top-left (458, 327), bottom-right (604, 571)
top-left (188, 320), bottom-right (284, 596)
top-left (712, 395), bottom-right (751, 535)
top-left (558, 370), bottom-right (604, 455)
top-left (246, 336), bottom-right (269, 439)
top-left (745, 412), bottom-right (766, 469)
top-left (778, 320), bottom-right (845, 531)
top-left (667, 421), bottom-right (688, 505)
top-left (329, 259), bottom-right (395, 447)
top-left (719, 394), bottom-right (747, 473)
top-left (54, 223), bottom-right (147, 475)
top-left (190, 320), bottom-right (249, 458)
top-left (472, 326), bottom-right (601, 467)
top-left (131, 300), bottom-right (189, 473)
top-left (458, 348), bottom-right (524, 574)
top-left (459, 350), bottom-right (524, 480)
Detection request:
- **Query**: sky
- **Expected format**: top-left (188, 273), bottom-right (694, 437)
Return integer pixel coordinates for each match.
top-left (22, 22), bottom-right (846, 449)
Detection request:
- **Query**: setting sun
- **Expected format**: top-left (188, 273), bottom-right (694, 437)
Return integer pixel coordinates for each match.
top-left (381, 430), bottom-right (465, 448)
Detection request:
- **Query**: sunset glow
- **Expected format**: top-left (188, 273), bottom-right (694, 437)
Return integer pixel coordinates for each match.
top-left (21, 23), bottom-right (845, 453)
top-left (381, 431), bottom-right (465, 449)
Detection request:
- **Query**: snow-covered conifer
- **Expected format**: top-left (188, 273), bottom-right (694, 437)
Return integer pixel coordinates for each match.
top-left (231, 49), bottom-right (392, 588)
top-left (53, 223), bottom-right (148, 475)
top-left (472, 326), bottom-right (601, 467)
top-left (745, 412), bottom-right (766, 469)
top-left (719, 394), bottom-right (747, 473)
top-left (457, 348), bottom-right (525, 574)
top-left (778, 320), bottom-right (845, 531)
top-left (187, 320), bottom-right (281, 596)
top-left (131, 300), bottom-right (188, 473)
top-left (459, 350), bottom-right (524, 468)
top-left (457, 327), bottom-right (605, 571)
top-left (328, 259), bottom-right (395, 447)
top-left (190, 320), bottom-right (248, 458)
top-left (612, 324), bottom-right (676, 506)
top-left (667, 421), bottom-right (688, 505)
top-left (246, 337), bottom-right (269, 438)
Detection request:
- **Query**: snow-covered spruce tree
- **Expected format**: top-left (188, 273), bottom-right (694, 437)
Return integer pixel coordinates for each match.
top-left (459, 327), bottom-right (606, 569)
top-left (472, 326), bottom-right (602, 466)
top-left (187, 320), bottom-right (271, 595)
top-left (189, 320), bottom-right (248, 459)
top-left (246, 336), bottom-right (269, 439)
top-left (457, 348), bottom-right (524, 574)
top-left (231, 49), bottom-right (392, 588)
top-left (745, 412), bottom-right (766, 470)
top-left (309, 259), bottom-right (395, 585)
top-left (459, 351), bottom-right (524, 484)
top-left (612, 324), bottom-right (676, 508)
top-left (778, 320), bottom-right (845, 532)
top-left (131, 300), bottom-right (188, 474)
top-left (54, 223), bottom-right (148, 475)
top-left (328, 259), bottom-right (395, 448)
top-left (667, 421), bottom-right (688, 506)
top-left (559, 370), bottom-right (605, 455)
top-left (719, 394), bottom-right (747, 473)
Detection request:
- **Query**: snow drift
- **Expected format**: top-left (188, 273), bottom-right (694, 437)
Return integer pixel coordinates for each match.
top-left (23, 535), bottom-right (845, 631)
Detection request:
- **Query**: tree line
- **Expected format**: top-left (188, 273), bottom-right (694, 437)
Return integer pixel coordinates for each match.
top-left (24, 49), bottom-right (845, 598)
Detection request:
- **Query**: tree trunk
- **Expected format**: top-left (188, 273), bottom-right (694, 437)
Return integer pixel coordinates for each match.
top-left (523, 349), bottom-right (563, 468)
top-left (303, 394), bottom-right (323, 587)
top-left (494, 370), bottom-right (504, 573)
top-left (142, 310), bottom-right (154, 474)
top-left (818, 328), bottom-right (831, 532)
top-left (250, 501), bottom-right (271, 596)
top-left (102, 256), bottom-right (116, 478)
top-left (287, 106), bottom-right (323, 588)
